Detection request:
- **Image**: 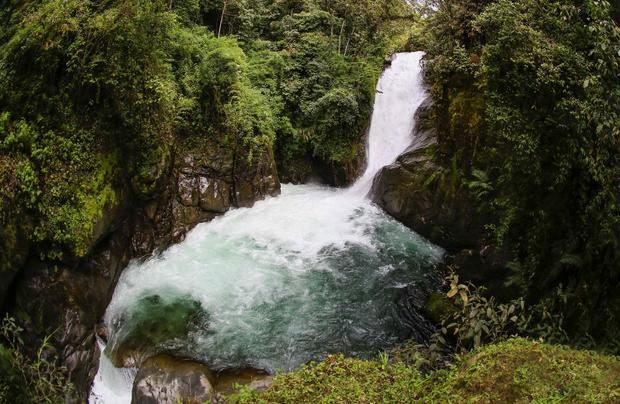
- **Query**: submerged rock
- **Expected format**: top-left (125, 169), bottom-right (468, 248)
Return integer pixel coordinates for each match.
top-left (106, 294), bottom-right (210, 368)
top-left (132, 355), bottom-right (215, 404)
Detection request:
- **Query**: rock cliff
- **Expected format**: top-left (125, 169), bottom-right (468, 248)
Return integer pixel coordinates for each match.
top-left (5, 139), bottom-right (279, 397)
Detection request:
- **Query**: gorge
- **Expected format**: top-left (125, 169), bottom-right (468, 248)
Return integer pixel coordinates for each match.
top-left (2, 1), bottom-right (619, 402)
top-left (91, 51), bottom-right (444, 403)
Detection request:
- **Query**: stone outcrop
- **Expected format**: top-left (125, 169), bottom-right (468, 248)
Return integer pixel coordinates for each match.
top-left (5, 139), bottom-right (280, 398)
top-left (131, 357), bottom-right (274, 403)
top-left (132, 355), bottom-right (215, 404)
top-left (372, 98), bottom-right (484, 249)
top-left (131, 140), bottom-right (280, 255)
top-left (371, 97), bottom-right (512, 298)
top-left (12, 222), bottom-right (133, 393)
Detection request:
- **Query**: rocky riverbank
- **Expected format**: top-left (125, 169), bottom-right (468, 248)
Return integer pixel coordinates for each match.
top-left (4, 138), bottom-right (280, 398)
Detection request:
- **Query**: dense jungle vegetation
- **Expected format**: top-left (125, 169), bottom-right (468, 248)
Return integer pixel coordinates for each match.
top-left (1, 0), bottom-right (619, 401)
top-left (0, 0), bottom-right (411, 265)
top-left (422, 0), bottom-right (620, 350)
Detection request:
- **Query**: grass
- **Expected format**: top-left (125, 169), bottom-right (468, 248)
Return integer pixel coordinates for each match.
top-left (232, 338), bottom-right (620, 403)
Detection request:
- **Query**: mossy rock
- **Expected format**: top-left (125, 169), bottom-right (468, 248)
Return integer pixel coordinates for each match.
top-left (132, 354), bottom-right (215, 404)
top-left (424, 338), bottom-right (620, 403)
top-left (423, 291), bottom-right (456, 325)
top-left (105, 293), bottom-right (210, 368)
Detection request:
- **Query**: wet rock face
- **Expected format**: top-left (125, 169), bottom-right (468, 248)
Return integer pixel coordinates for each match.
top-left (11, 221), bottom-right (134, 395)
top-left (132, 355), bottom-right (215, 404)
top-left (372, 145), bottom-right (485, 251)
top-left (133, 141), bottom-right (281, 254)
top-left (371, 98), bottom-right (511, 298)
top-left (372, 97), bottom-right (485, 251)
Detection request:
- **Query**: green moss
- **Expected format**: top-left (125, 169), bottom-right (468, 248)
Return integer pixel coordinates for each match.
top-left (233, 353), bottom-right (423, 403)
top-left (423, 292), bottom-right (456, 325)
top-left (105, 293), bottom-right (210, 367)
top-left (234, 339), bottom-right (620, 403)
top-left (35, 151), bottom-right (120, 259)
top-left (425, 339), bottom-right (620, 403)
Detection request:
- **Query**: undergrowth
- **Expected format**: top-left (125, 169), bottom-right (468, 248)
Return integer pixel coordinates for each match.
top-left (233, 339), bottom-right (620, 403)
top-left (0, 316), bottom-right (74, 403)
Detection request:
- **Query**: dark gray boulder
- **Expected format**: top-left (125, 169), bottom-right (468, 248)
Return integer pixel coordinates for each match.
top-left (371, 97), bottom-right (514, 300)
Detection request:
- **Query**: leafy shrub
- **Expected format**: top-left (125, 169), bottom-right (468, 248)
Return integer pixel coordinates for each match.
top-left (433, 273), bottom-right (579, 354)
top-left (437, 273), bottom-right (527, 350)
top-left (0, 316), bottom-right (74, 403)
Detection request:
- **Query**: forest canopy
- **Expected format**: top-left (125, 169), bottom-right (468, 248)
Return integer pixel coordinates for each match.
top-left (0, 0), bottom-right (414, 261)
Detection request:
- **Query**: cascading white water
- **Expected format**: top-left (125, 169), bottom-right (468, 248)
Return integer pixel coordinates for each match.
top-left (90, 52), bottom-right (441, 403)
top-left (348, 52), bottom-right (428, 196)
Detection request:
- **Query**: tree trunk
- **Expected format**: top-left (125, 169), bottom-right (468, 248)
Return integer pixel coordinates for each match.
top-left (344, 27), bottom-right (355, 56)
top-left (337, 19), bottom-right (346, 54)
top-left (218, 0), bottom-right (229, 38)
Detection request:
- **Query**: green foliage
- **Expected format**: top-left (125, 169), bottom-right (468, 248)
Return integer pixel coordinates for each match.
top-left (434, 274), bottom-right (542, 351)
top-left (200, 0), bottom-right (417, 171)
top-left (0, 316), bottom-right (74, 403)
top-left (423, 338), bottom-right (620, 403)
top-left (0, 112), bottom-right (119, 259)
top-left (233, 338), bottom-right (620, 403)
top-left (0, 0), bottom-right (289, 260)
top-left (200, 38), bottom-right (277, 158)
top-left (423, 0), bottom-right (620, 346)
top-left (466, 168), bottom-right (493, 200)
top-left (232, 353), bottom-right (423, 403)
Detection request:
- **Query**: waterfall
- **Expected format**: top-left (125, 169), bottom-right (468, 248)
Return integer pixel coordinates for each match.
top-left (348, 52), bottom-right (427, 196)
top-left (90, 52), bottom-right (441, 403)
